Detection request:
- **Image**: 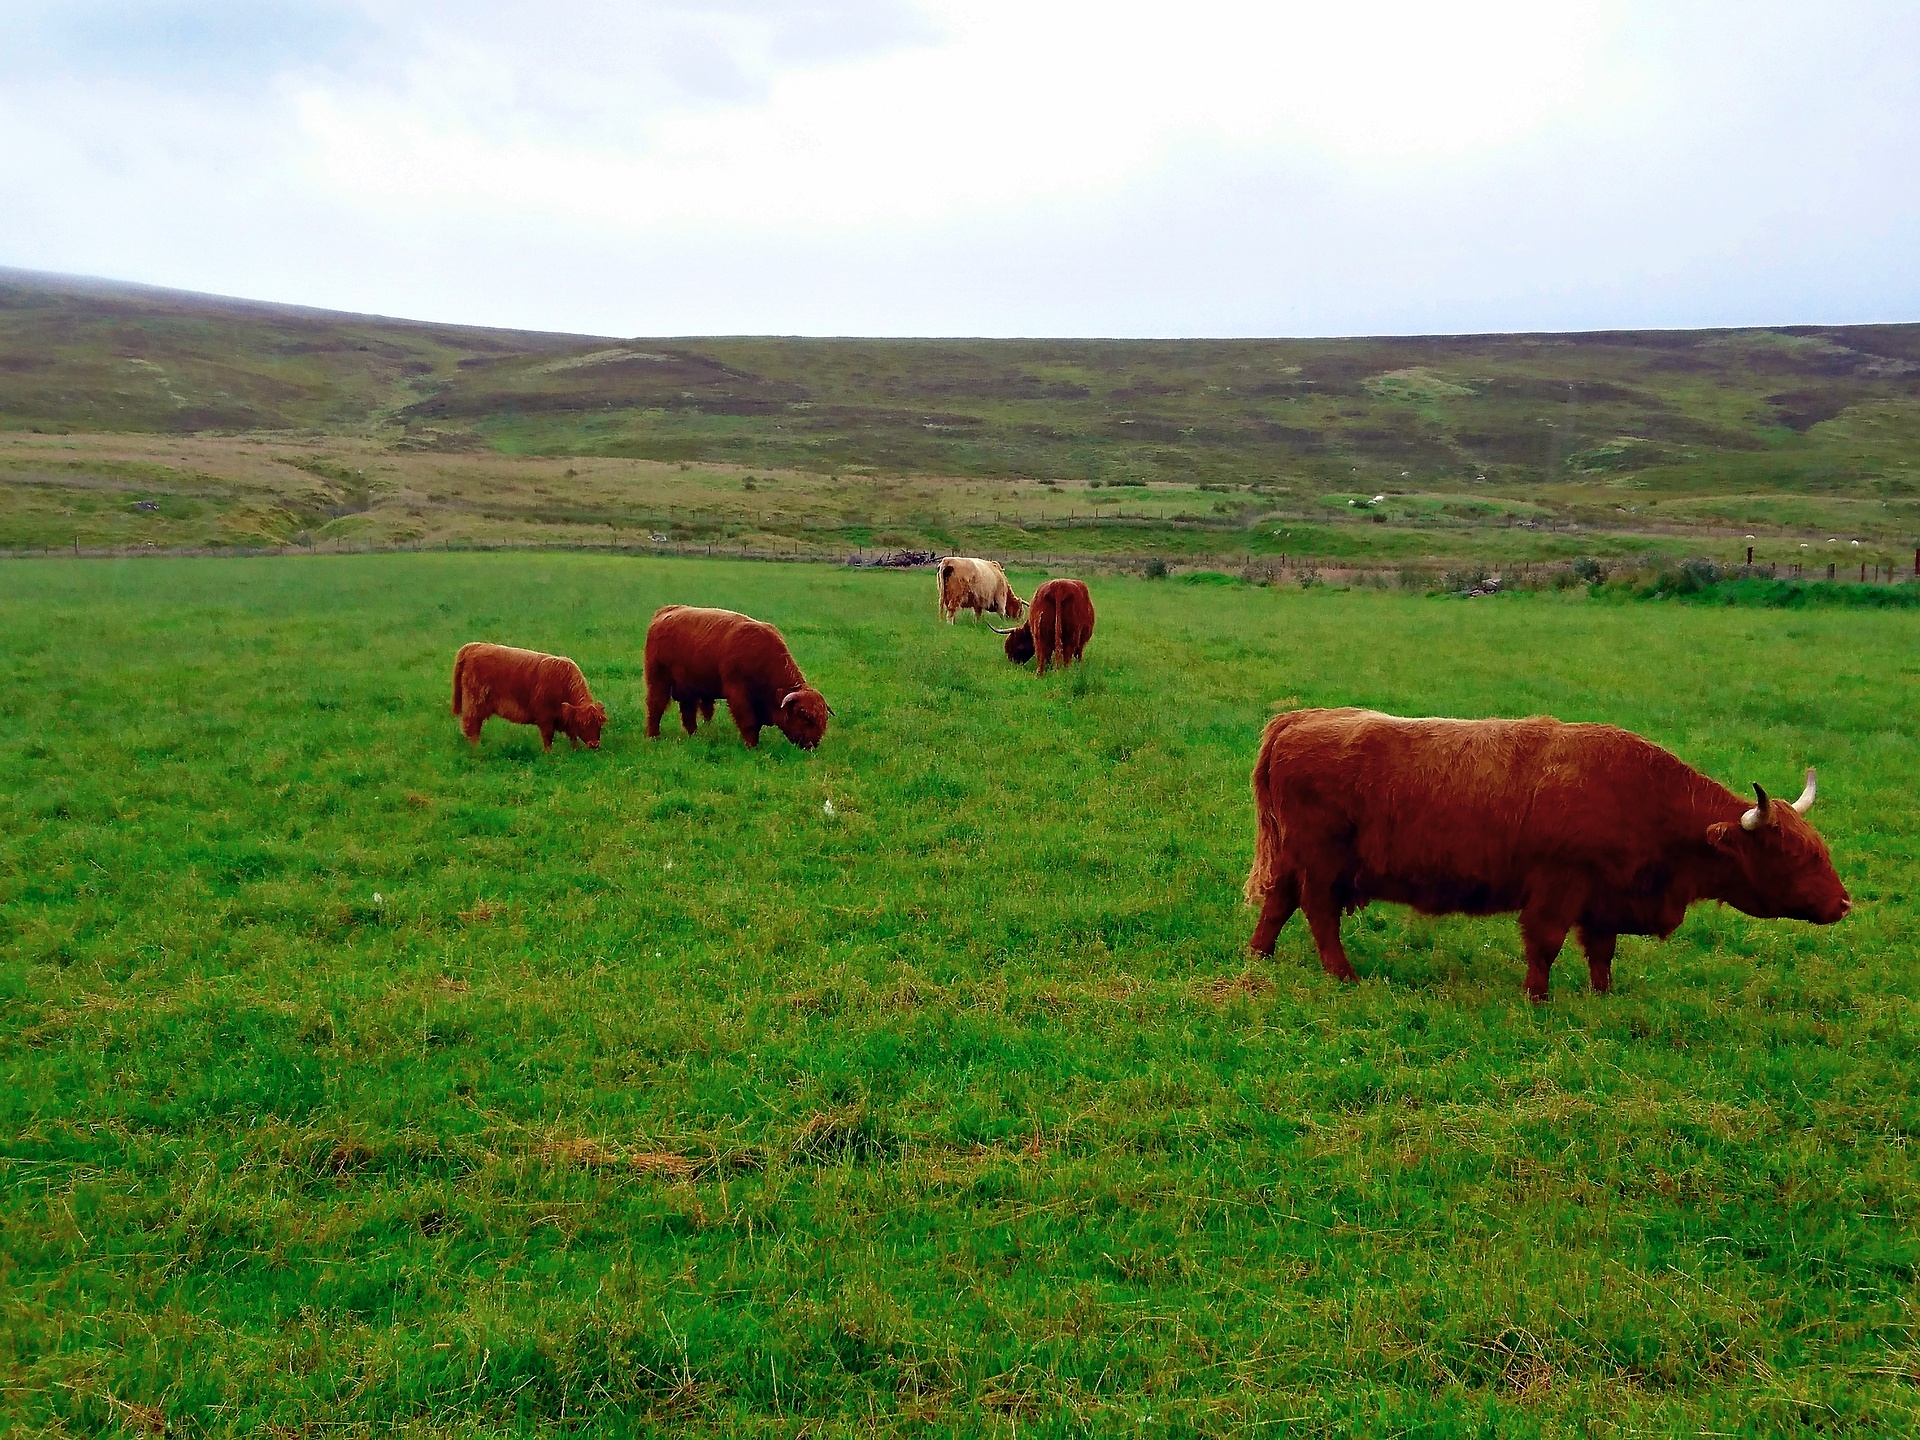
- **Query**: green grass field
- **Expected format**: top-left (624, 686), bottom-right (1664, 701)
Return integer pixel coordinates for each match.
top-left (5, 554), bottom-right (1919, 1436)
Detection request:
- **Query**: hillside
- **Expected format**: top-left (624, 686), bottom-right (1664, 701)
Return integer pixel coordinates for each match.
top-left (3, 270), bottom-right (1917, 563)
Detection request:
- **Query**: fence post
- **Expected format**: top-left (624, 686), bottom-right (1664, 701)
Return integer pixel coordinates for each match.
top-left (1828, 563), bottom-right (1836, 580)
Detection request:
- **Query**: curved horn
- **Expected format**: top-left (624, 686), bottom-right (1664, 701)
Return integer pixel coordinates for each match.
top-left (825, 703), bottom-right (835, 717)
top-left (1740, 782), bottom-right (1772, 831)
top-left (779, 688), bottom-right (805, 708)
top-left (1792, 767), bottom-right (1816, 815)
top-left (988, 622), bottom-right (1020, 634)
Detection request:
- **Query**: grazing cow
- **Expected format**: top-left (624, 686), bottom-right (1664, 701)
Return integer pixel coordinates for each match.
top-left (937, 556), bottom-right (1026, 623)
top-left (644, 604), bottom-right (831, 750)
top-left (993, 578), bottom-right (1095, 673)
top-left (451, 642), bottom-right (606, 751)
top-left (1244, 708), bottom-right (1849, 1001)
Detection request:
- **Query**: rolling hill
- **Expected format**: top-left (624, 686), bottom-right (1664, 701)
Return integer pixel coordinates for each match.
top-left (3, 269), bottom-right (1917, 562)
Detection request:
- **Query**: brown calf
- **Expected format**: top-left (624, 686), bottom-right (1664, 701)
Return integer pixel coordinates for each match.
top-left (451, 642), bottom-right (606, 751)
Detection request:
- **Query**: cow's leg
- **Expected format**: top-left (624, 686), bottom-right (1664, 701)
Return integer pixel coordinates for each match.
top-left (723, 683), bottom-right (761, 748)
top-left (1298, 883), bottom-right (1358, 983)
top-left (1578, 927), bottom-right (1616, 994)
top-left (645, 674), bottom-right (670, 739)
top-left (461, 700), bottom-right (487, 746)
top-left (1518, 908), bottom-right (1572, 1003)
top-left (538, 721), bottom-right (556, 752)
top-left (1249, 868), bottom-right (1300, 958)
top-left (679, 697), bottom-right (700, 734)
top-left (699, 698), bottom-right (714, 722)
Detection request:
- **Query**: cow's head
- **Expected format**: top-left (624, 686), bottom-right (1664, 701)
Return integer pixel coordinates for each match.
top-left (1003, 591), bottom-right (1027, 621)
top-left (560, 700), bottom-right (607, 749)
top-left (1706, 769), bottom-right (1850, 923)
top-left (993, 621), bottom-right (1034, 664)
top-left (776, 686), bottom-right (831, 750)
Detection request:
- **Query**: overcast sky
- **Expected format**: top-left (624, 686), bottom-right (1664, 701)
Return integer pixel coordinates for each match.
top-left (3, 1), bottom-right (1916, 337)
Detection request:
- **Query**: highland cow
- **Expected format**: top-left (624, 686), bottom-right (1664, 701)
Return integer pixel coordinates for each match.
top-left (644, 605), bottom-right (831, 750)
top-left (1245, 708), bottom-right (1849, 1001)
top-left (937, 557), bottom-right (1025, 623)
top-left (451, 642), bottom-right (606, 751)
top-left (994, 578), bottom-right (1094, 673)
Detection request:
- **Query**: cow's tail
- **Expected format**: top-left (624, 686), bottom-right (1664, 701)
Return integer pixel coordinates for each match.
top-left (1243, 717), bottom-right (1288, 907)
top-left (451, 648), bottom-right (467, 715)
top-left (936, 558), bottom-right (953, 616)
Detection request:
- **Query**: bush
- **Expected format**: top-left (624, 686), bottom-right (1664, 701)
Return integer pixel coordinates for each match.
top-left (1143, 558), bottom-right (1168, 579)
top-left (1571, 556), bottom-right (1606, 584)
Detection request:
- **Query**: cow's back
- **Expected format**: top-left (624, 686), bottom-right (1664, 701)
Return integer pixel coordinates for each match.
top-left (646, 605), bottom-right (795, 689)
top-left (459, 642), bottom-right (571, 691)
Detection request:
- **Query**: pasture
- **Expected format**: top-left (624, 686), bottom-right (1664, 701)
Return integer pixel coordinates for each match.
top-left (3, 553), bottom-right (1919, 1437)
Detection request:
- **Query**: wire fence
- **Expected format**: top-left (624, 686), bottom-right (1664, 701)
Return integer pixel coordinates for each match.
top-left (4, 536), bottom-right (1916, 591)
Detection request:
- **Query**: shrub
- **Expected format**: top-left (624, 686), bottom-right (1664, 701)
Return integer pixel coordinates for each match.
top-left (1143, 558), bottom-right (1169, 579)
top-left (1571, 556), bottom-right (1607, 584)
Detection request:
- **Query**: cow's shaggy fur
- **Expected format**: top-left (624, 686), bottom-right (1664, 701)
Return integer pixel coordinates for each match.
top-left (937, 557), bottom-right (1025, 623)
top-left (451, 642), bottom-right (605, 750)
top-left (644, 605), bottom-right (831, 750)
top-left (1246, 708), bottom-right (1849, 1000)
top-left (999, 578), bottom-right (1094, 673)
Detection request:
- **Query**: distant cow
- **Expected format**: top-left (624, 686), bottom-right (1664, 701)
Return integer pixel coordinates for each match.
top-left (451, 642), bottom-right (606, 751)
top-left (993, 578), bottom-right (1094, 673)
top-left (937, 557), bottom-right (1025, 623)
top-left (1245, 708), bottom-right (1849, 1001)
top-left (644, 605), bottom-right (831, 750)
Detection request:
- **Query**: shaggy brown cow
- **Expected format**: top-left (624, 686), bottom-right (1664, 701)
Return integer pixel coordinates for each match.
top-left (993, 578), bottom-right (1094, 673)
top-left (1245, 708), bottom-right (1849, 1001)
top-left (451, 642), bottom-right (606, 750)
top-left (644, 604), bottom-right (832, 750)
top-left (937, 557), bottom-right (1025, 623)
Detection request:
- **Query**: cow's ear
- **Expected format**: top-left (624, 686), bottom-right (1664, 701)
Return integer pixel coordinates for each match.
top-left (1706, 821), bottom-right (1737, 851)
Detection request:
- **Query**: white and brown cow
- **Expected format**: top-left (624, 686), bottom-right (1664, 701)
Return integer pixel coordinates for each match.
top-left (936, 557), bottom-right (1026, 623)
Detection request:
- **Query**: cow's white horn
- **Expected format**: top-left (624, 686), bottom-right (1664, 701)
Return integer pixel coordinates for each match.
top-left (779, 688), bottom-right (804, 708)
top-left (1792, 767), bottom-right (1816, 814)
top-left (1740, 806), bottom-right (1763, 831)
top-left (1741, 782), bottom-right (1772, 831)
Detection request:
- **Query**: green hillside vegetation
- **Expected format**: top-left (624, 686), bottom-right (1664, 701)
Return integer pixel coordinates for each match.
top-left (3, 272), bottom-right (1918, 567)
top-left (4, 554), bottom-right (1917, 1435)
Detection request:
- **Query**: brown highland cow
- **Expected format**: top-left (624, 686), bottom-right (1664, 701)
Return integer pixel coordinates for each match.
top-left (451, 642), bottom-right (606, 750)
top-left (994, 578), bottom-right (1094, 673)
top-left (644, 605), bottom-right (831, 750)
top-left (1245, 707), bottom-right (1848, 1001)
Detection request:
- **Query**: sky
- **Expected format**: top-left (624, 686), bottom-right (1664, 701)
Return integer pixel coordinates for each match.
top-left (2, 0), bottom-right (1917, 337)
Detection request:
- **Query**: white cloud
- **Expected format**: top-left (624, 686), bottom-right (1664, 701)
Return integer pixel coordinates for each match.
top-left (0, 0), bottom-right (1915, 335)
